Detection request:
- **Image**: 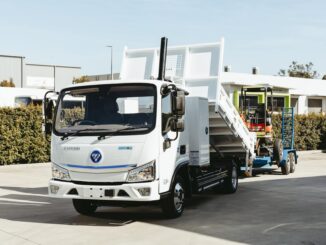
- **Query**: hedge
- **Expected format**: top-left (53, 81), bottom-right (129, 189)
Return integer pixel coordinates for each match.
top-left (0, 106), bottom-right (49, 165)
top-left (1, 106), bottom-right (326, 165)
top-left (272, 113), bottom-right (326, 151)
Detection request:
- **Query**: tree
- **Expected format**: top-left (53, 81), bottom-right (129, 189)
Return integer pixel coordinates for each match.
top-left (322, 75), bottom-right (326, 80)
top-left (0, 78), bottom-right (15, 87)
top-left (278, 61), bottom-right (319, 79)
top-left (73, 76), bottom-right (90, 84)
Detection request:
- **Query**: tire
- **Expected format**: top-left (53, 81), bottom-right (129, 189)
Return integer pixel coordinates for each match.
top-left (281, 155), bottom-right (290, 175)
top-left (273, 138), bottom-right (283, 165)
top-left (221, 162), bottom-right (238, 194)
top-left (161, 175), bottom-right (185, 218)
top-left (72, 199), bottom-right (97, 215)
top-left (289, 152), bottom-right (296, 173)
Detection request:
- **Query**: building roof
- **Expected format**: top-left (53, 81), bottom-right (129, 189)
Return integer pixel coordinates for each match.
top-left (221, 72), bottom-right (326, 97)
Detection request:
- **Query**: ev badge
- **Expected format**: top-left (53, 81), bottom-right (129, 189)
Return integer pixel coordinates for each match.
top-left (90, 150), bottom-right (102, 163)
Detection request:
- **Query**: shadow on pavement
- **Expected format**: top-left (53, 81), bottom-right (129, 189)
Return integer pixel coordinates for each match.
top-left (1, 175), bottom-right (326, 244)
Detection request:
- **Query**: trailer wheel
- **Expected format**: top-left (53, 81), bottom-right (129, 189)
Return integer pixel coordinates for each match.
top-left (161, 175), bottom-right (185, 218)
top-left (273, 138), bottom-right (283, 165)
top-left (289, 152), bottom-right (296, 173)
top-left (281, 155), bottom-right (290, 175)
top-left (221, 162), bottom-right (238, 194)
top-left (72, 199), bottom-right (97, 215)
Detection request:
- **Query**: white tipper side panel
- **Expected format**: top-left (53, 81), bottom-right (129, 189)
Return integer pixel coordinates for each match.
top-left (186, 97), bottom-right (209, 166)
top-left (120, 39), bottom-right (255, 159)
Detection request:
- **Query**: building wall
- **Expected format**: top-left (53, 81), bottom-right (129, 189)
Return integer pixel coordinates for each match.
top-left (0, 55), bottom-right (81, 91)
top-left (25, 64), bottom-right (54, 89)
top-left (55, 66), bottom-right (81, 91)
top-left (0, 55), bottom-right (24, 87)
top-left (25, 64), bottom-right (80, 91)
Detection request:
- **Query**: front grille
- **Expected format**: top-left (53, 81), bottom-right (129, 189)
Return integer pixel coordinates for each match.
top-left (72, 181), bottom-right (125, 186)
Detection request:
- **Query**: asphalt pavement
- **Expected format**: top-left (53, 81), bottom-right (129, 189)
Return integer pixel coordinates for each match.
top-left (0, 152), bottom-right (325, 245)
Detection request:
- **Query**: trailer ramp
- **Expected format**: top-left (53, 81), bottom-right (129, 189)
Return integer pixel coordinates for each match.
top-left (120, 39), bottom-right (256, 173)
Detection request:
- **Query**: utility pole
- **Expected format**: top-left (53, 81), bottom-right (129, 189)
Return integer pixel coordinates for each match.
top-left (106, 45), bottom-right (113, 80)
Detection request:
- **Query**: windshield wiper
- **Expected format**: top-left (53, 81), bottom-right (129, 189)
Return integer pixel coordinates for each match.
top-left (97, 125), bottom-right (151, 140)
top-left (61, 127), bottom-right (107, 140)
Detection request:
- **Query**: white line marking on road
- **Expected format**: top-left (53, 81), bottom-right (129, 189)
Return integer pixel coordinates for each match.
top-left (0, 198), bottom-right (50, 205)
top-left (0, 202), bottom-right (43, 206)
top-left (262, 223), bottom-right (295, 234)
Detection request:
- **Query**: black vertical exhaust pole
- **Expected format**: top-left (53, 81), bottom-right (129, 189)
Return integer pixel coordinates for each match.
top-left (158, 37), bottom-right (168, 81)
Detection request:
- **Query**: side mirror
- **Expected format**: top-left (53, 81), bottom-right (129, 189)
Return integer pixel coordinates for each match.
top-left (171, 118), bottom-right (184, 132)
top-left (172, 91), bottom-right (185, 117)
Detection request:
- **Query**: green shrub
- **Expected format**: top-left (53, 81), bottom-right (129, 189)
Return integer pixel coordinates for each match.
top-left (272, 113), bottom-right (325, 151)
top-left (0, 106), bottom-right (49, 165)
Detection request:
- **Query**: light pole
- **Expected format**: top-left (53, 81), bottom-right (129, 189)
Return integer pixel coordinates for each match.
top-left (106, 45), bottom-right (113, 80)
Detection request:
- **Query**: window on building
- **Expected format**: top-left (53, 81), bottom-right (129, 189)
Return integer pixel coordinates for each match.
top-left (308, 99), bottom-right (322, 113)
top-left (267, 97), bottom-right (284, 112)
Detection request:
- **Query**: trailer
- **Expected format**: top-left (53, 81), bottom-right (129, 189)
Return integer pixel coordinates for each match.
top-left (239, 86), bottom-right (298, 174)
top-left (46, 37), bottom-right (258, 218)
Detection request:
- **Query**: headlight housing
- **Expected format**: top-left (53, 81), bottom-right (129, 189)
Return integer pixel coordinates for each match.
top-left (126, 160), bottom-right (155, 183)
top-left (52, 163), bottom-right (71, 181)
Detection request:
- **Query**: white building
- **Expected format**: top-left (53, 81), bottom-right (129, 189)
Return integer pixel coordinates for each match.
top-left (221, 72), bottom-right (326, 114)
top-left (0, 54), bottom-right (81, 91)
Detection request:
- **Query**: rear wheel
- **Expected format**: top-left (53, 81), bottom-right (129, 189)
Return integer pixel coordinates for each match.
top-left (274, 138), bottom-right (283, 165)
top-left (161, 175), bottom-right (185, 218)
top-left (281, 155), bottom-right (290, 175)
top-left (221, 162), bottom-right (238, 194)
top-left (72, 199), bottom-right (97, 215)
top-left (289, 152), bottom-right (296, 173)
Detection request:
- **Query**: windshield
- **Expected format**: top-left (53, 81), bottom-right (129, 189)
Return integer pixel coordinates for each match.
top-left (54, 84), bottom-right (156, 135)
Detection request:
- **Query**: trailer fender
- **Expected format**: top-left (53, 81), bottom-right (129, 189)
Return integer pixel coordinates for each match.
top-left (280, 149), bottom-right (298, 166)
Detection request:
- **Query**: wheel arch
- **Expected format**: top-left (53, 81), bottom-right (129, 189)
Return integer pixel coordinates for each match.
top-left (160, 161), bottom-right (192, 199)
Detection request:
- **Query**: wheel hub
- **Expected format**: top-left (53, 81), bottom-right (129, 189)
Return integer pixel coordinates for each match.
top-left (174, 183), bottom-right (184, 212)
top-left (231, 167), bottom-right (238, 189)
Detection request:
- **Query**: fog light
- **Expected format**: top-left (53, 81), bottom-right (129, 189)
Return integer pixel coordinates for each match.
top-left (50, 185), bottom-right (60, 194)
top-left (138, 188), bottom-right (151, 196)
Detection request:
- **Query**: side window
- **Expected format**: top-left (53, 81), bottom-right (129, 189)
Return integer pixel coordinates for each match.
top-left (162, 93), bottom-right (173, 134)
top-left (15, 96), bottom-right (32, 107)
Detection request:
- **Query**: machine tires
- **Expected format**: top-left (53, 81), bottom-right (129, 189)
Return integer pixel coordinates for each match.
top-left (161, 175), bottom-right (185, 218)
top-left (221, 162), bottom-right (238, 194)
top-left (72, 199), bottom-right (97, 215)
top-left (289, 152), bottom-right (296, 173)
top-left (274, 138), bottom-right (283, 165)
top-left (281, 155), bottom-right (291, 175)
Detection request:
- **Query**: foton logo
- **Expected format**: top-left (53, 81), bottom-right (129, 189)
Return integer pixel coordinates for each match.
top-left (90, 150), bottom-right (102, 163)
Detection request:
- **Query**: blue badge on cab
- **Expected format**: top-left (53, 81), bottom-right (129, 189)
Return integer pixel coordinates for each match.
top-left (90, 150), bottom-right (102, 163)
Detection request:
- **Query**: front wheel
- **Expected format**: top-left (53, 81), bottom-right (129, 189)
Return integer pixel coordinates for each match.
top-left (161, 175), bottom-right (185, 218)
top-left (72, 199), bottom-right (97, 215)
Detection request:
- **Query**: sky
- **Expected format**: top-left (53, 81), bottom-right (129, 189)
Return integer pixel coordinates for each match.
top-left (0, 0), bottom-right (325, 77)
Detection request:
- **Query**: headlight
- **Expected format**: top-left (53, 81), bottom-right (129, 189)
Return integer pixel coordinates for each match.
top-left (52, 163), bottom-right (71, 181)
top-left (126, 160), bottom-right (155, 183)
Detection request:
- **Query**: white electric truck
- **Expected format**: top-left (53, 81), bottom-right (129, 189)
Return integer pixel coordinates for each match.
top-left (46, 37), bottom-right (255, 218)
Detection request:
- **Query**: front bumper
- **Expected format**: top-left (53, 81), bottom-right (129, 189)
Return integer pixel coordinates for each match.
top-left (48, 179), bottom-right (160, 201)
